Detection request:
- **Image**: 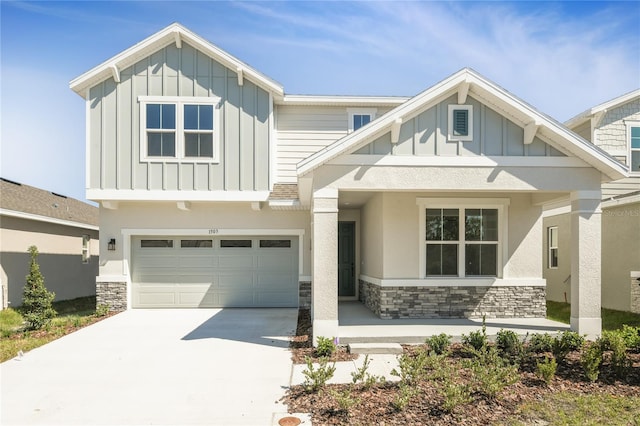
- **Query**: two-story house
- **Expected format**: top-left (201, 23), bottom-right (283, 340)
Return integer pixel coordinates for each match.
top-left (544, 90), bottom-right (640, 313)
top-left (70, 23), bottom-right (628, 340)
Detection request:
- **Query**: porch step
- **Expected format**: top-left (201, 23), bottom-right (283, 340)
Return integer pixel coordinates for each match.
top-left (348, 343), bottom-right (403, 355)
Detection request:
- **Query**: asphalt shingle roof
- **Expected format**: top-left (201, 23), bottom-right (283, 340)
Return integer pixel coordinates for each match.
top-left (0, 178), bottom-right (98, 227)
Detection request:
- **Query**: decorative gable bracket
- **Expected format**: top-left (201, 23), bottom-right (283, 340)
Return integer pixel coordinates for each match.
top-left (524, 120), bottom-right (541, 145)
top-left (110, 64), bottom-right (120, 83)
top-left (457, 80), bottom-right (470, 104)
top-left (390, 118), bottom-right (403, 144)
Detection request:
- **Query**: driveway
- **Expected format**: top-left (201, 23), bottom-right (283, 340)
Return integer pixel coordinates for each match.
top-left (1, 309), bottom-right (297, 425)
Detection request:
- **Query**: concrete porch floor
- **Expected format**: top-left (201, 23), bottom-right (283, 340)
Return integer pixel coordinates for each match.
top-left (338, 301), bottom-right (570, 344)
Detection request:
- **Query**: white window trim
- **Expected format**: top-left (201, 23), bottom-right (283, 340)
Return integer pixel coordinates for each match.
top-left (81, 234), bottom-right (90, 264)
top-left (347, 108), bottom-right (377, 133)
top-left (626, 121), bottom-right (640, 175)
top-left (547, 226), bottom-right (558, 269)
top-left (448, 104), bottom-right (473, 142)
top-left (417, 198), bottom-right (509, 279)
top-left (138, 96), bottom-right (222, 163)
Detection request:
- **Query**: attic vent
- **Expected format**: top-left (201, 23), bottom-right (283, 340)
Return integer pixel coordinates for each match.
top-left (452, 109), bottom-right (468, 136)
top-left (1, 177), bottom-right (22, 186)
top-left (51, 192), bottom-right (68, 199)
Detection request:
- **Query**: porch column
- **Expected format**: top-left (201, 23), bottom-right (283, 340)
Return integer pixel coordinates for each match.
top-left (570, 190), bottom-right (602, 340)
top-left (311, 188), bottom-right (339, 345)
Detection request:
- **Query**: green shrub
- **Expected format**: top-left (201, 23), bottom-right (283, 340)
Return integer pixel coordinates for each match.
top-left (391, 383), bottom-right (419, 411)
top-left (528, 333), bottom-right (554, 354)
top-left (330, 388), bottom-right (359, 413)
top-left (599, 330), bottom-right (631, 378)
top-left (351, 354), bottom-right (383, 389)
top-left (619, 325), bottom-right (640, 352)
top-left (302, 356), bottom-right (336, 392)
top-left (462, 317), bottom-right (488, 352)
top-left (536, 356), bottom-right (557, 385)
top-left (581, 342), bottom-right (602, 382)
top-left (95, 304), bottom-right (110, 317)
top-left (464, 346), bottom-right (519, 400)
top-left (552, 331), bottom-right (584, 363)
top-left (391, 349), bottom-right (429, 385)
top-left (425, 333), bottom-right (452, 355)
top-left (315, 336), bottom-right (337, 357)
top-left (440, 377), bottom-right (472, 413)
top-left (496, 329), bottom-right (524, 362)
top-left (22, 246), bottom-right (56, 330)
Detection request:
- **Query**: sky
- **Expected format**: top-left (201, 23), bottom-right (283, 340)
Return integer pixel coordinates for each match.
top-left (1, 1), bottom-right (639, 204)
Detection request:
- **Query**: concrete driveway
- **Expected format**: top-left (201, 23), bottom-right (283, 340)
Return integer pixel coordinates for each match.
top-left (1, 309), bottom-right (297, 425)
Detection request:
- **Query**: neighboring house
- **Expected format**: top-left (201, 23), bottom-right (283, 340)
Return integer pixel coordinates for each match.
top-left (0, 178), bottom-right (99, 309)
top-left (70, 23), bottom-right (627, 340)
top-left (544, 90), bottom-right (640, 313)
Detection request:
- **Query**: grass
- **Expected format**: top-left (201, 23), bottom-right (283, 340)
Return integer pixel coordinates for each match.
top-left (546, 300), bottom-right (640, 331)
top-left (0, 296), bottom-right (107, 362)
top-left (512, 392), bottom-right (640, 426)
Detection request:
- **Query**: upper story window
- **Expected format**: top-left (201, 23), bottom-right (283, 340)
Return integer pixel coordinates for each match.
top-left (347, 108), bottom-right (377, 133)
top-left (630, 125), bottom-right (640, 174)
top-left (139, 96), bottom-right (221, 162)
top-left (448, 104), bottom-right (473, 141)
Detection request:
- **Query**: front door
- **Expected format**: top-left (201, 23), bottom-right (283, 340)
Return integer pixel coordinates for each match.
top-left (338, 222), bottom-right (356, 297)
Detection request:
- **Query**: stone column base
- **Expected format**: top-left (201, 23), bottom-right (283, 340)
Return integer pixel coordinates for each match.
top-left (96, 281), bottom-right (127, 312)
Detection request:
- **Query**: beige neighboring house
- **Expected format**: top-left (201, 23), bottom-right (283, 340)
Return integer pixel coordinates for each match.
top-left (70, 23), bottom-right (628, 341)
top-left (543, 90), bottom-right (640, 313)
top-left (0, 178), bottom-right (99, 309)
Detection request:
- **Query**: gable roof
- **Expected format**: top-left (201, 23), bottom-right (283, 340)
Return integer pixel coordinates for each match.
top-left (0, 178), bottom-right (98, 229)
top-left (564, 89), bottom-right (640, 130)
top-left (70, 23), bottom-right (284, 98)
top-left (297, 68), bottom-right (628, 181)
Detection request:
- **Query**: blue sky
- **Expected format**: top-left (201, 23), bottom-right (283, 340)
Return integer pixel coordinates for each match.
top-left (1, 1), bottom-right (639, 203)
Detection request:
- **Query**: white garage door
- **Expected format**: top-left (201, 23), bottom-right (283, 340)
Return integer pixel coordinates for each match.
top-left (132, 236), bottom-right (298, 308)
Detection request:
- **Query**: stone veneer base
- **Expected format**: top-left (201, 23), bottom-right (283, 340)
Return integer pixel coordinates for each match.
top-left (96, 282), bottom-right (127, 312)
top-left (299, 281), bottom-right (311, 309)
top-left (358, 279), bottom-right (546, 319)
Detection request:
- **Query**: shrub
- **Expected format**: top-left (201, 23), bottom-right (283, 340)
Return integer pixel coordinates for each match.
top-left (552, 331), bottom-right (584, 363)
top-left (462, 317), bottom-right (488, 352)
top-left (95, 304), bottom-right (110, 317)
top-left (599, 330), bottom-right (631, 378)
top-left (391, 349), bottom-right (429, 385)
top-left (581, 342), bottom-right (602, 382)
top-left (391, 383), bottom-right (419, 411)
top-left (496, 329), bottom-right (524, 362)
top-left (464, 346), bottom-right (519, 400)
top-left (439, 373), bottom-right (472, 413)
top-left (330, 388), bottom-right (359, 413)
top-left (315, 336), bottom-right (337, 357)
top-left (536, 356), bottom-right (557, 385)
top-left (528, 333), bottom-right (554, 354)
top-left (425, 333), bottom-right (452, 355)
top-left (619, 325), bottom-right (640, 352)
top-left (351, 354), bottom-right (383, 389)
top-left (22, 246), bottom-right (56, 330)
top-left (302, 356), bottom-right (336, 392)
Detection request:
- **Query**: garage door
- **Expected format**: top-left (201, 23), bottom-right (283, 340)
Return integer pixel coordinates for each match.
top-left (132, 236), bottom-right (298, 308)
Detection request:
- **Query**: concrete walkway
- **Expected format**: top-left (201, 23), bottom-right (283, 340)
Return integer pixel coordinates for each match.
top-left (1, 309), bottom-right (296, 426)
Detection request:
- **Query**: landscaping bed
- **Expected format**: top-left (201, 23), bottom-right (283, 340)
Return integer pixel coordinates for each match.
top-left (286, 309), bottom-right (640, 425)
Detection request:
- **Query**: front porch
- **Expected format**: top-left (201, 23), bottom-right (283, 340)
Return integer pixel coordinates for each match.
top-left (337, 301), bottom-right (569, 344)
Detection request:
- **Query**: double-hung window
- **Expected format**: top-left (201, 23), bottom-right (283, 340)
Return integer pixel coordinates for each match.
top-left (419, 198), bottom-right (508, 278)
top-left (548, 226), bottom-right (558, 269)
top-left (630, 125), bottom-right (640, 174)
top-left (347, 108), bottom-right (377, 133)
top-left (140, 96), bottom-right (220, 162)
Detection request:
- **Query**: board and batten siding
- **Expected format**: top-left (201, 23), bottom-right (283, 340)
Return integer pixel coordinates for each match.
top-left (354, 95), bottom-right (564, 158)
top-left (88, 43), bottom-right (271, 192)
top-left (275, 105), bottom-right (395, 183)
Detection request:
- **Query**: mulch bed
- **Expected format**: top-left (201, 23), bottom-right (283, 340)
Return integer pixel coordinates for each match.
top-left (285, 309), bottom-right (640, 425)
top-left (290, 309), bottom-right (358, 364)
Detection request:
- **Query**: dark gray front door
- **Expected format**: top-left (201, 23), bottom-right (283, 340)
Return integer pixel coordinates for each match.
top-left (338, 222), bottom-right (356, 297)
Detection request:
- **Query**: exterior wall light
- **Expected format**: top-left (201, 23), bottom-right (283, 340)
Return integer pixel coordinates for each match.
top-left (108, 238), bottom-right (116, 251)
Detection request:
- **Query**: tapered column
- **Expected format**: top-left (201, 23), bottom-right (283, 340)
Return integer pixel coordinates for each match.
top-left (311, 189), bottom-right (339, 345)
top-left (570, 191), bottom-right (602, 340)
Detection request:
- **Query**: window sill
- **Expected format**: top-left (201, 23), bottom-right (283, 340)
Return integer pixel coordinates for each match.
top-left (360, 275), bottom-right (545, 288)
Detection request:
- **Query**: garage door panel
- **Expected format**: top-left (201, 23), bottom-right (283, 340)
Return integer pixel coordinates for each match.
top-left (178, 256), bottom-right (217, 268)
top-left (218, 255), bottom-right (255, 268)
top-left (133, 235), bottom-right (298, 308)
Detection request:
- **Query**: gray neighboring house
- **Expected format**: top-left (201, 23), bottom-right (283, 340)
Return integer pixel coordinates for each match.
top-left (0, 178), bottom-right (99, 309)
top-left (543, 90), bottom-right (640, 313)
